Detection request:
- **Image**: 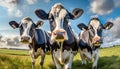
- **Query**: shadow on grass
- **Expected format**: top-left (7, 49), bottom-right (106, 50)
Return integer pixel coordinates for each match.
top-left (48, 63), bottom-right (56, 69)
top-left (48, 55), bottom-right (120, 69)
top-left (98, 55), bottom-right (120, 69)
top-left (48, 60), bottom-right (92, 69)
top-left (0, 55), bottom-right (31, 69)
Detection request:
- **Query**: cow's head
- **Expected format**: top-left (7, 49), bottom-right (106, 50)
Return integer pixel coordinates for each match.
top-left (77, 17), bottom-right (113, 46)
top-left (9, 17), bottom-right (44, 44)
top-left (35, 3), bottom-right (83, 44)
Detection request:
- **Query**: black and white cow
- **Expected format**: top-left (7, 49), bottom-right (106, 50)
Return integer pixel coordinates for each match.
top-left (9, 17), bottom-right (50, 69)
top-left (35, 3), bottom-right (83, 69)
top-left (77, 17), bottom-right (113, 69)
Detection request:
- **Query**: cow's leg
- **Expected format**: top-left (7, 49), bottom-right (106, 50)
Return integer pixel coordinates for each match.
top-left (40, 51), bottom-right (45, 69)
top-left (52, 53), bottom-right (62, 69)
top-left (29, 49), bottom-right (35, 69)
top-left (92, 49), bottom-right (100, 69)
top-left (80, 51), bottom-right (87, 65)
top-left (64, 53), bottom-right (74, 69)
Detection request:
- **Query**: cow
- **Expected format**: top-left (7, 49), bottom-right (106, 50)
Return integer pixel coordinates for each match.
top-left (35, 3), bottom-right (83, 69)
top-left (9, 17), bottom-right (51, 69)
top-left (77, 17), bottom-right (113, 69)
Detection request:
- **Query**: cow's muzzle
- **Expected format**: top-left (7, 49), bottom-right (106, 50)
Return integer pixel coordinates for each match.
top-left (51, 29), bottom-right (68, 43)
top-left (20, 36), bottom-right (31, 44)
top-left (92, 36), bottom-right (103, 46)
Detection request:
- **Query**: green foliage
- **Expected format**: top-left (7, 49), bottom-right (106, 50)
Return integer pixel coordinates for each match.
top-left (0, 46), bottom-right (120, 69)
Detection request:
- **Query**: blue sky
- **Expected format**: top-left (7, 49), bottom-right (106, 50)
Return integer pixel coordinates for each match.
top-left (0, 0), bottom-right (120, 47)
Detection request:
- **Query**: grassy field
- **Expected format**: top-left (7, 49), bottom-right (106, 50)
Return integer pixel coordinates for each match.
top-left (0, 46), bottom-right (120, 69)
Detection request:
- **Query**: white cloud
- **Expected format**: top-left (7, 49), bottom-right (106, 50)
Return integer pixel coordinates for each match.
top-left (90, 15), bottom-right (99, 18)
top-left (102, 39), bottom-right (120, 47)
top-left (44, 0), bottom-right (50, 3)
top-left (109, 17), bottom-right (120, 38)
top-left (27, 0), bottom-right (37, 5)
top-left (114, 0), bottom-right (120, 7)
top-left (0, 35), bottom-right (28, 49)
top-left (0, 0), bottom-right (23, 17)
top-left (0, 35), bottom-right (21, 46)
top-left (90, 0), bottom-right (117, 15)
top-left (102, 17), bottom-right (120, 47)
top-left (15, 10), bottom-right (23, 17)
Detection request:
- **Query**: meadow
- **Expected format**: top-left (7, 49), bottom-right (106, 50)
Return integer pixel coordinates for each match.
top-left (0, 46), bottom-right (120, 69)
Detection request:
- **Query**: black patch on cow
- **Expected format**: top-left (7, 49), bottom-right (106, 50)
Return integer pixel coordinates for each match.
top-left (34, 29), bottom-right (46, 44)
top-left (33, 29), bottom-right (50, 52)
top-left (19, 25), bottom-right (24, 35)
top-left (79, 39), bottom-right (92, 53)
top-left (65, 26), bottom-right (75, 44)
top-left (51, 38), bottom-right (78, 52)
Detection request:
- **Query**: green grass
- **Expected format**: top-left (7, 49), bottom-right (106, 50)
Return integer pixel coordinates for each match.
top-left (0, 46), bottom-right (120, 69)
top-left (0, 49), bottom-right (29, 56)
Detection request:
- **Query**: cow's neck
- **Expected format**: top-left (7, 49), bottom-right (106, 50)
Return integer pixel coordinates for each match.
top-left (64, 25), bottom-right (75, 44)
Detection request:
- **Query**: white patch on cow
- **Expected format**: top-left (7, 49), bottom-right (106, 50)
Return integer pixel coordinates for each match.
top-left (90, 20), bottom-right (100, 29)
top-left (79, 30), bottom-right (84, 39)
top-left (29, 47), bottom-right (45, 69)
top-left (29, 48), bottom-right (35, 65)
top-left (92, 49), bottom-right (100, 68)
top-left (53, 49), bottom-right (74, 68)
top-left (20, 17), bottom-right (33, 43)
top-left (52, 54), bottom-right (62, 69)
top-left (54, 49), bottom-right (70, 64)
top-left (90, 20), bottom-right (100, 36)
top-left (80, 48), bottom-right (100, 68)
top-left (64, 53), bottom-right (74, 69)
top-left (50, 3), bottom-right (67, 30)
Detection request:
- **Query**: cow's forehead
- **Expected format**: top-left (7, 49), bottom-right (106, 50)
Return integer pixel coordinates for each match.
top-left (89, 19), bottom-right (100, 29)
top-left (50, 3), bottom-right (64, 14)
top-left (21, 17), bottom-right (33, 25)
top-left (21, 20), bottom-right (31, 24)
top-left (50, 3), bottom-right (67, 18)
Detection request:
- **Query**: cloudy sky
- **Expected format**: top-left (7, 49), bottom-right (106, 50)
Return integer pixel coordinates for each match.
top-left (0, 0), bottom-right (120, 47)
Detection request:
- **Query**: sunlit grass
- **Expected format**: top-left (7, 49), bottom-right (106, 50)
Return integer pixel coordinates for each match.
top-left (0, 46), bottom-right (120, 69)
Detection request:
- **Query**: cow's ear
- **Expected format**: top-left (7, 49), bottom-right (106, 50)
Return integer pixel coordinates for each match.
top-left (9, 21), bottom-right (19, 29)
top-left (103, 22), bottom-right (113, 30)
top-left (36, 20), bottom-right (44, 28)
top-left (69, 8), bottom-right (83, 20)
top-left (35, 9), bottom-right (48, 20)
top-left (77, 23), bottom-right (88, 30)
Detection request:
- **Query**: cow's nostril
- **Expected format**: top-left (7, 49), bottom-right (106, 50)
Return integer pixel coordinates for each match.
top-left (25, 37), bottom-right (30, 40)
top-left (57, 32), bottom-right (65, 35)
top-left (21, 37), bottom-right (24, 40)
top-left (21, 36), bottom-right (30, 40)
top-left (62, 32), bottom-right (66, 34)
top-left (53, 32), bottom-right (57, 35)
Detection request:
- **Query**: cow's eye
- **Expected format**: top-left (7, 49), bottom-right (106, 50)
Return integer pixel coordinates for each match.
top-left (64, 18), bottom-right (68, 23)
top-left (49, 15), bottom-right (54, 22)
top-left (49, 18), bottom-right (53, 21)
top-left (22, 23), bottom-right (27, 29)
top-left (19, 26), bottom-right (24, 35)
top-left (91, 29), bottom-right (95, 34)
top-left (89, 29), bottom-right (95, 37)
top-left (98, 26), bottom-right (102, 30)
top-left (88, 25), bottom-right (93, 30)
